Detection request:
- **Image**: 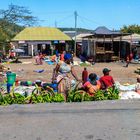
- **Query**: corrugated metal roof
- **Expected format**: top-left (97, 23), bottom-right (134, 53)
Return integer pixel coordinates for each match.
top-left (72, 33), bottom-right (93, 41)
top-left (92, 26), bottom-right (122, 35)
top-left (114, 33), bottom-right (140, 42)
top-left (12, 27), bottom-right (71, 41)
top-left (94, 26), bottom-right (112, 35)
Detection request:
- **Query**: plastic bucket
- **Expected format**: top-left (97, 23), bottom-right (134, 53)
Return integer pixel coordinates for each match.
top-left (7, 83), bottom-right (13, 93)
top-left (7, 73), bottom-right (16, 85)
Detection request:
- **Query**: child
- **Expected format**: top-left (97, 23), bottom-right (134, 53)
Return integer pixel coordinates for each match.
top-left (125, 53), bottom-right (133, 67)
top-left (60, 51), bottom-right (65, 61)
top-left (82, 67), bottom-right (88, 84)
top-left (6, 67), bottom-right (12, 74)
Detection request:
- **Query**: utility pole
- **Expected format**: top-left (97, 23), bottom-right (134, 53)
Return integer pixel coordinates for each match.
top-left (55, 20), bottom-right (57, 28)
top-left (74, 11), bottom-right (77, 56)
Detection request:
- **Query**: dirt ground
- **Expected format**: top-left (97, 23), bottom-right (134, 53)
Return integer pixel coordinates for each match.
top-left (3, 57), bottom-right (140, 84)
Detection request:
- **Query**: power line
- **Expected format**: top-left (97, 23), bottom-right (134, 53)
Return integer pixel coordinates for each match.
top-left (38, 12), bottom-right (110, 30)
top-left (78, 15), bottom-right (93, 30)
top-left (38, 14), bottom-right (73, 27)
top-left (55, 20), bottom-right (57, 27)
top-left (74, 11), bottom-right (78, 55)
top-left (34, 11), bottom-right (72, 15)
top-left (78, 14), bottom-right (117, 29)
top-left (78, 14), bottom-right (102, 26)
top-left (57, 14), bottom-right (74, 23)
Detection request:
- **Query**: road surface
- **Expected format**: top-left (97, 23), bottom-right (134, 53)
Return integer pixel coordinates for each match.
top-left (0, 100), bottom-right (140, 140)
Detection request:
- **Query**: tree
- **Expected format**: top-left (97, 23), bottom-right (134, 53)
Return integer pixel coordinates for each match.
top-left (121, 24), bottom-right (140, 34)
top-left (0, 4), bottom-right (37, 27)
top-left (0, 4), bottom-right (38, 41)
top-left (0, 4), bottom-right (38, 52)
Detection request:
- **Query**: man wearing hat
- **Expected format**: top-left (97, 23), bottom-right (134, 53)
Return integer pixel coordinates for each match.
top-left (100, 68), bottom-right (115, 90)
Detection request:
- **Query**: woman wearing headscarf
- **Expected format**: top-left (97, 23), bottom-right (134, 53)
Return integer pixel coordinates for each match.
top-left (83, 73), bottom-right (101, 96)
top-left (52, 52), bottom-right (80, 100)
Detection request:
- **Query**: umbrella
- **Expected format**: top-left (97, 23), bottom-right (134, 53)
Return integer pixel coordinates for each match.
top-left (13, 49), bottom-right (25, 53)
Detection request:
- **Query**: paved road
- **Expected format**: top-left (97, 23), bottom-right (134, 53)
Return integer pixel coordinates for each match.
top-left (0, 100), bottom-right (140, 140)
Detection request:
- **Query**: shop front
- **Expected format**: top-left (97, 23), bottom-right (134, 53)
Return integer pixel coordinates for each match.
top-left (11, 27), bottom-right (71, 56)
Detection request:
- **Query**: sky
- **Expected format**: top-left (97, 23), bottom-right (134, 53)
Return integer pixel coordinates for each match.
top-left (0, 0), bottom-right (140, 30)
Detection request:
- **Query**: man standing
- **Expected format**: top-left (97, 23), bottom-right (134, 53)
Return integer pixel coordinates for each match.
top-left (125, 53), bottom-right (133, 67)
top-left (82, 67), bottom-right (88, 84)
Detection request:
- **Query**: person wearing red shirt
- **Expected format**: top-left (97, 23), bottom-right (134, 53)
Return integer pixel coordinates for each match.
top-left (124, 53), bottom-right (133, 67)
top-left (100, 68), bottom-right (115, 90)
top-left (60, 51), bottom-right (65, 61)
top-left (82, 67), bottom-right (88, 84)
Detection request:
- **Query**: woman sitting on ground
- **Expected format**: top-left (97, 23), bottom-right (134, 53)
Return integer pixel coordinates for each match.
top-left (52, 53), bottom-right (80, 100)
top-left (83, 73), bottom-right (101, 96)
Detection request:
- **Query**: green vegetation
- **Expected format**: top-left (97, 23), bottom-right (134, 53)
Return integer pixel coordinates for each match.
top-left (121, 24), bottom-right (140, 34)
top-left (0, 4), bottom-right (38, 52)
top-left (79, 62), bottom-right (91, 67)
top-left (67, 87), bottom-right (119, 102)
top-left (59, 27), bottom-right (93, 33)
top-left (0, 85), bottom-right (119, 106)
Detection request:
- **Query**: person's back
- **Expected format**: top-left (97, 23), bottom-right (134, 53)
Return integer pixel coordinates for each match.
top-left (100, 68), bottom-right (114, 90)
top-left (59, 61), bottom-right (71, 74)
top-left (83, 73), bottom-right (100, 96)
top-left (55, 49), bottom-right (59, 58)
top-left (60, 51), bottom-right (65, 61)
top-left (51, 55), bottom-right (56, 62)
top-left (100, 75), bottom-right (114, 89)
top-left (82, 67), bottom-right (88, 84)
top-left (83, 81), bottom-right (100, 95)
top-left (125, 53), bottom-right (133, 67)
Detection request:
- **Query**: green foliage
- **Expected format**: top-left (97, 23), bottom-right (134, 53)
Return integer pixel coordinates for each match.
top-left (67, 90), bottom-right (86, 102)
top-left (52, 93), bottom-right (65, 102)
top-left (93, 90), bottom-right (107, 101)
top-left (79, 63), bottom-right (91, 67)
top-left (93, 87), bottom-right (119, 101)
top-left (41, 94), bottom-right (52, 103)
top-left (0, 4), bottom-right (37, 48)
top-left (67, 87), bottom-right (119, 102)
top-left (0, 93), bottom-right (7, 105)
top-left (121, 24), bottom-right (140, 34)
top-left (0, 4), bottom-right (37, 26)
top-left (83, 92), bottom-right (93, 101)
top-left (105, 87), bottom-right (119, 100)
top-left (0, 20), bottom-right (24, 41)
top-left (13, 93), bottom-right (25, 104)
top-left (3, 94), bottom-right (13, 105)
top-left (59, 27), bottom-right (93, 33)
top-left (73, 91), bottom-right (83, 102)
top-left (0, 86), bottom-right (119, 106)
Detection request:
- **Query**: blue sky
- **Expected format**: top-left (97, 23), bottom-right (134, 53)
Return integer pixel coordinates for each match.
top-left (0, 0), bottom-right (140, 30)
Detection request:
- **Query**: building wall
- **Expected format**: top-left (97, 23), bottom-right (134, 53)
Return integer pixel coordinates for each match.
top-left (11, 41), bottom-right (71, 56)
